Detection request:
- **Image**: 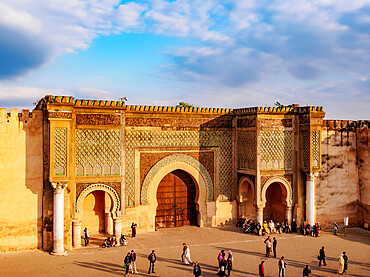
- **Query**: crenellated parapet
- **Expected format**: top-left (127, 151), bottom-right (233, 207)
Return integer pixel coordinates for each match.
top-left (0, 108), bottom-right (43, 127)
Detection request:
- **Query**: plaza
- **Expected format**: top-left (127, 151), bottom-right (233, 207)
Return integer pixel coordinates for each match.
top-left (1, 225), bottom-right (369, 276)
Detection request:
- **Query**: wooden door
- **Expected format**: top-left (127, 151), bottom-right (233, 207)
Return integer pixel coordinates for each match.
top-left (155, 170), bottom-right (197, 228)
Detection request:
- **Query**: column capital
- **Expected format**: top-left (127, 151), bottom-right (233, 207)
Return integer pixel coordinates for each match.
top-left (306, 172), bottom-right (317, 181)
top-left (51, 182), bottom-right (67, 194)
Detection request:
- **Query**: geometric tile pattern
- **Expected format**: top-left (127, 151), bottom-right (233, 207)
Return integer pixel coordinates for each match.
top-left (312, 130), bottom-right (320, 168)
top-left (75, 129), bottom-right (121, 176)
top-left (54, 128), bottom-right (67, 175)
top-left (141, 153), bottom-right (214, 205)
top-left (260, 131), bottom-right (292, 170)
top-left (302, 130), bottom-right (310, 168)
top-left (126, 130), bottom-right (233, 205)
top-left (237, 130), bottom-right (256, 169)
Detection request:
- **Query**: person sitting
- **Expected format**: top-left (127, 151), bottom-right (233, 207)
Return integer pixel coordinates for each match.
top-left (268, 220), bottom-right (276, 234)
top-left (112, 236), bottom-right (117, 247)
top-left (120, 234), bottom-right (128, 246)
top-left (103, 239), bottom-right (108, 248)
top-left (263, 221), bottom-right (269, 235)
top-left (107, 237), bottom-right (112, 247)
top-left (276, 222), bottom-right (281, 234)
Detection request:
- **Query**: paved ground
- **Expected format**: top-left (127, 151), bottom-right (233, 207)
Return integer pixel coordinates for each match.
top-left (0, 226), bottom-right (369, 277)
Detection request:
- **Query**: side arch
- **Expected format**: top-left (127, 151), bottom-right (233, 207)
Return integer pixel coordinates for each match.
top-left (261, 176), bottom-right (292, 207)
top-left (75, 183), bottom-right (120, 220)
top-left (238, 176), bottom-right (255, 203)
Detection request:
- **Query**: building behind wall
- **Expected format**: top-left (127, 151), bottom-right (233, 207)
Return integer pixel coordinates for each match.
top-left (0, 95), bottom-right (368, 252)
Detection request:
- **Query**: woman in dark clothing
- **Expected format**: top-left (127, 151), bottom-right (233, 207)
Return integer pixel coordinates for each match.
top-left (193, 262), bottom-right (202, 276)
top-left (303, 265), bottom-right (311, 277)
top-left (124, 252), bottom-right (132, 277)
top-left (343, 252), bottom-right (348, 273)
top-left (226, 255), bottom-right (233, 276)
top-left (217, 257), bottom-right (227, 277)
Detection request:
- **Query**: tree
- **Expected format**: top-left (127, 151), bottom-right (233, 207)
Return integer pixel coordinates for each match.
top-left (176, 101), bottom-right (194, 108)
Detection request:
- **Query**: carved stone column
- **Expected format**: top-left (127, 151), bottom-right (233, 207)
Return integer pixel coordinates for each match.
top-left (72, 220), bottom-right (82, 248)
top-left (114, 217), bottom-right (122, 245)
top-left (256, 206), bottom-right (264, 225)
top-left (306, 173), bottom-right (316, 225)
top-left (285, 206), bottom-right (292, 225)
top-left (51, 182), bottom-right (67, 256)
top-left (105, 212), bottom-right (114, 235)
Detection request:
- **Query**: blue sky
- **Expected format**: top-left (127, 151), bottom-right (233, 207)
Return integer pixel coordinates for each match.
top-left (0, 0), bottom-right (369, 119)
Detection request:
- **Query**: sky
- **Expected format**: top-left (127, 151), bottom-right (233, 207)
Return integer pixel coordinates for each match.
top-left (0, 0), bottom-right (369, 119)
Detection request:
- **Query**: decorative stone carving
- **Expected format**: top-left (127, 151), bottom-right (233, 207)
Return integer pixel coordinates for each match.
top-left (76, 114), bottom-right (121, 125)
top-left (141, 154), bottom-right (214, 204)
top-left (75, 183), bottom-right (121, 214)
top-left (126, 130), bottom-right (233, 204)
top-left (237, 131), bottom-right (256, 169)
top-left (76, 182), bottom-right (121, 200)
top-left (126, 117), bottom-right (232, 128)
top-left (260, 118), bottom-right (292, 129)
top-left (49, 112), bottom-right (72, 119)
top-left (53, 128), bottom-right (67, 176)
top-left (75, 129), bottom-right (121, 176)
top-left (260, 131), bottom-right (293, 170)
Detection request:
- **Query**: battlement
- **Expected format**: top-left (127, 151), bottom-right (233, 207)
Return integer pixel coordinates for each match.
top-left (126, 105), bottom-right (232, 114)
top-left (0, 108), bottom-right (43, 125)
top-left (42, 95), bottom-right (125, 107)
top-left (234, 106), bottom-right (324, 115)
top-left (323, 119), bottom-right (370, 130)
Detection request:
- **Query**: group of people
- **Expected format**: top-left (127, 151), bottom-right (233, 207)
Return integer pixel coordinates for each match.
top-left (123, 250), bottom-right (139, 276)
top-left (237, 217), bottom-right (297, 235)
top-left (264, 236), bottom-right (278, 258)
top-left (302, 221), bottom-right (322, 237)
top-left (217, 250), bottom-right (233, 276)
top-left (258, 256), bottom-right (287, 277)
top-left (317, 246), bottom-right (349, 275)
top-left (102, 236), bottom-right (118, 247)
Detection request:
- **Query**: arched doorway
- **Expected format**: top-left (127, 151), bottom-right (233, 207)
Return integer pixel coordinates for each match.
top-left (81, 191), bottom-right (114, 234)
top-left (263, 182), bottom-right (287, 221)
top-left (238, 178), bottom-right (255, 219)
top-left (155, 169), bottom-right (197, 228)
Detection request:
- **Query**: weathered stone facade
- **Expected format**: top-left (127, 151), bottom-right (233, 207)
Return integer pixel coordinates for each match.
top-left (0, 96), bottom-right (368, 253)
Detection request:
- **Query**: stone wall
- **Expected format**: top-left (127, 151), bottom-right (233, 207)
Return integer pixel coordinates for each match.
top-left (316, 120), bottom-right (369, 228)
top-left (0, 109), bottom-right (43, 252)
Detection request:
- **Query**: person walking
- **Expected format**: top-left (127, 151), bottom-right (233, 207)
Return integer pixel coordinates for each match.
top-left (148, 250), bottom-right (156, 274)
top-left (303, 265), bottom-right (311, 277)
top-left (259, 261), bottom-right (265, 277)
top-left (278, 256), bottom-right (287, 277)
top-left (226, 250), bottom-right (233, 276)
top-left (130, 250), bottom-right (138, 274)
top-left (342, 252), bottom-right (348, 274)
top-left (182, 243), bottom-right (193, 265)
top-left (193, 262), bottom-right (202, 277)
top-left (338, 253), bottom-right (344, 274)
top-left (131, 222), bottom-right (137, 238)
top-left (273, 237), bottom-right (277, 258)
top-left (318, 246), bottom-right (326, 266)
top-left (83, 227), bottom-right (89, 246)
top-left (124, 252), bottom-right (132, 277)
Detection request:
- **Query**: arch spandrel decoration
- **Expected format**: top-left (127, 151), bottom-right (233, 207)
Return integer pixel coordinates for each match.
top-left (141, 154), bottom-right (213, 205)
top-left (260, 176), bottom-right (293, 207)
top-left (75, 183), bottom-right (121, 218)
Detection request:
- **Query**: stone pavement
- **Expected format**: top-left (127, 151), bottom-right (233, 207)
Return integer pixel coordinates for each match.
top-left (0, 226), bottom-right (369, 277)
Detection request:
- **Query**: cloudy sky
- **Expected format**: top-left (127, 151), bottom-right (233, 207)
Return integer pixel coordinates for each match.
top-left (0, 0), bottom-right (369, 119)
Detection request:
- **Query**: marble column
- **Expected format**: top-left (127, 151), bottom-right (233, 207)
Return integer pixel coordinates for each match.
top-left (72, 220), bottom-right (82, 248)
top-left (285, 206), bottom-right (292, 225)
top-left (306, 173), bottom-right (316, 226)
top-left (51, 182), bottom-right (67, 256)
top-left (105, 212), bottom-right (114, 235)
top-left (114, 217), bottom-right (122, 245)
